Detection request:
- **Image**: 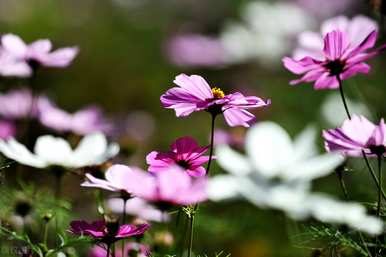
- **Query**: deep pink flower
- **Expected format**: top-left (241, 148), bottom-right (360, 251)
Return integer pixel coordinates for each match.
top-left (82, 165), bottom-right (147, 197)
top-left (90, 242), bottom-right (150, 257)
top-left (323, 115), bottom-right (386, 157)
top-left (0, 120), bottom-right (16, 139)
top-left (146, 136), bottom-right (210, 177)
top-left (161, 74), bottom-right (270, 127)
top-left (283, 30), bottom-right (384, 90)
top-left (38, 98), bottom-right (111, 135)
top-left (0, 88), bottom-right (40, 119)
top-left (166, 34), bottom-right (226, 68)
top-left (69, 220), bottom-right (149, 244)
top-left (1, 34), bottom-right (78, 73)
top-left (293, 15), bottom-right (378, 60)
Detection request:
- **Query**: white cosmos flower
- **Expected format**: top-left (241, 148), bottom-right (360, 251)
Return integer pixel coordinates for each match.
top-left (208, 121), bottom-right (383, 235)
top-left (0, 132), bottom-right (119, 169)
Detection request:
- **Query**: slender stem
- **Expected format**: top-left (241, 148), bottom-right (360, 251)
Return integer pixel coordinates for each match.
top-left (205, 114), bottom-right (216, 175)
top-left (336, 169), bottom-right (349, 199)
top-left (43, 221), bottom-right (49, 246)
top-left (121, 198), bottom-right (127, 257)
top-left (337, 76), bottom-right (386, 200)
top-left (187, 214), bottom-right (195, 257)
top-left (186, 114), bottom-right (216, 257)
top-left (377, 155), bottom-right (383, 216)
top-left (106, 244), bottom-right (111, 257)
top-left (337, 75), bottom-right (351, 120)
top-left (358, 232), bottom-right (373, 257)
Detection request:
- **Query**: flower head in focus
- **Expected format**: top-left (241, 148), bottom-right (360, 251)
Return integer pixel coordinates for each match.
top-left (0, 133), bottom-right (119, 169)
top-left (0, 34), bottom-right (78, 76)
top-left (146, 136), bottom-right (210, 177)
top-left (323, 115), bottom-right (386, 157)
top-left (38, 98), bottom-right (111, 135)
top-left (283, 29), bottom-right (384, 89)
top-left (69, 220), bottom-right (149, 244)
top-left (108, 198), bottom-right (169, 222)
top-left (208, 121), bottom-right (383, 234)
top-left (161, 74), bottom-right (270, 127)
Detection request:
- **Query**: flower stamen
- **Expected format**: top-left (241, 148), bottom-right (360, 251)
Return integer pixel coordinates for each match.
top-left (211, 87), bottom-right (225, 99)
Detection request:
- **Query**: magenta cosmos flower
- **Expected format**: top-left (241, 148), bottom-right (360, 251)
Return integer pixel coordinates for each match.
top-left (1, 34), bottom-right (78, 74)
top-left (160, 74), bottom-right (270, 127)
top-left (69, 220), bottom-right (149, 244)
top-left (146, 136), bottom-right (210, 177)
top-left (323, 115), bottom-right (386, 157)
top-left (293, 15), bottom-right (378, 60)
top-left (0, 120), bottom-right (16, 139)
top-left (82, 165), bottom-right (147, 198)
top-left (38, 98), bottom-right (111, 135)
top-left (283, 29), bottom-right (384, 89)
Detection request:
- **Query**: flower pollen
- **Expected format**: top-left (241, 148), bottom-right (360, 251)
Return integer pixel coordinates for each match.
top-left (211, 87), bottom-right (225, 99)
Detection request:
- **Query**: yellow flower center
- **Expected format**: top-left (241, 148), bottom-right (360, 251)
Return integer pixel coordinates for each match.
top-left (211, 87), bottom-right (225, 99)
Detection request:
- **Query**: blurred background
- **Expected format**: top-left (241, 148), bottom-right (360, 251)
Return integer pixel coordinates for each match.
top-left (0, 0), bottom-right (385, 256)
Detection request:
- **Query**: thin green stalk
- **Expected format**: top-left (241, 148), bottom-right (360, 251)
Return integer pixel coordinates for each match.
top-left (377, 155), bottom-right (383, 216)
top-left (106, 243), bottom-right (111, 257)
top-left (337, 76), bottom-right (386, 200)
top-left (186, 114), bottom-right (216, 257)
top-left (121, 198), bottom-right (127, 257)
top-left (336, 168), bottom-right (349, 199)
top-left (43, 221), bottom-right (49, 246)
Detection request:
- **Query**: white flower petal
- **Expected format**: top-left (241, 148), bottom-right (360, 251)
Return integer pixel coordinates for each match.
top-left (216, 145), bottom-right (252, 176)
top-left (34, 135), bottom-right (73, 166)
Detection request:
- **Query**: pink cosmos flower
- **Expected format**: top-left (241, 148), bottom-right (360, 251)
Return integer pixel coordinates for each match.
top-left (166, 34), bottom-right (226, 68)
top-left (82, 165), bottom-right (146, 198)
top-left (1, 34), bottom-right (78, 73)
top-left (323, 115), bottom-right (386, 157)
top-left (69, 220), bottom-right (149, 244)
top-left (283, 30), bottom-right (383, 90)
top-left (108, 198), bottom-right (169, 222)
top-left (90, 242), bottom-right (150, 257)
top-left (0, 120), bottom-right (16, 139)
top-left (0, 88), bottom-right (38, 119)
top-left (38, 98), bottom-right (111, 135)
top-left (161, 74), bottom-right (270, 127)
top-left (293, 15), bottom-right (378, 60)
top-left (146, 136), bottom-right (210, 177)
top-left (294, 0), bottom-right (356, 20)
top-left (0, 48), bottom-right (31, 77)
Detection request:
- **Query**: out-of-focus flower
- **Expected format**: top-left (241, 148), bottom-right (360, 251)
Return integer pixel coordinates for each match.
top-left (69, 220), bottom-right (149, 244)
top-left (320, 93), bottom-right (370, 127)
top-left (146, 136), bottom-right (210, 177)
top-left (0, 88), bottom-right (38, 119)
top-left (124, 111), bottom-right (155, 143)
top-left (220, 1), bottom-right (314, 67)
top-left (0, 120), bottom-right (16, 139)
top-left (208, 121), bottom-right (383, 234)
top-left (213, 128), bottom-right (245, 148)
top-left (293, 15), bottom-right (378, 60)
top-left (38, 98), bottom-right (111, 135)
top-left (90, 242), bottom-right (150, 257)
top-left (108, 197), bottom-right (169, 222)
top-left (0, 34), bottom-right (78, 74)
top-left (0, 133), bottom-right (119, 169)
top-left (294, 0), bottom-right (357, 20)
top-left (283, 30), bottom-right (383, 90)
top-left (82, 164), bottom-right (145, 197)
top-left (161, 74), bottom-right (270, 127)
top-left (323, 115), bottom-right (386, 157)
top-left (166, 34), bottom-right (226, 68)
top-left (0, 48), bottom-right (31, 77)
top-left (104, 165), bottom-right (207, 207)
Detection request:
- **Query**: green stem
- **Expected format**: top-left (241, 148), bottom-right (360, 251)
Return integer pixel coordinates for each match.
top-left (186, 114), bottom-right (216, 257)
top-left (337, 76), bottom-right (386, 200)
top-left (43, 221), bottom-right (49, 246)
top-left (106, 243), bottom-right (111, 257)
top-left (121, 198), bottom-right (127, 257)
top-left (377, 155), bottom-right (383, 216)
top-left (336, 168), bottom-right (349, 199)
